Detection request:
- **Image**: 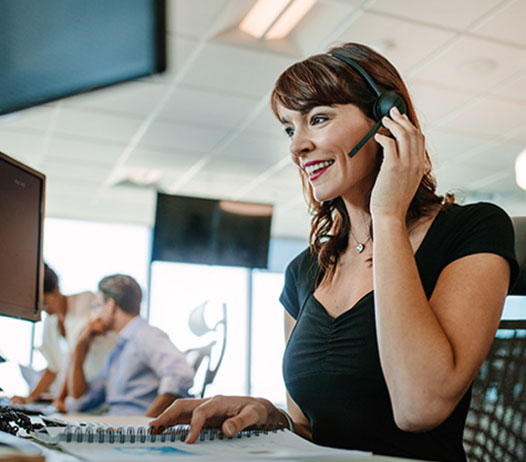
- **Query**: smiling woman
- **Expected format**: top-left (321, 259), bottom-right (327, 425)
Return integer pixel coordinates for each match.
top-left (149, 43), bottom-right (519, 462)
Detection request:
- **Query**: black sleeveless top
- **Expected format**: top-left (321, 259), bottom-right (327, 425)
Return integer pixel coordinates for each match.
top-left (280, 203), bottom-right (518, 462)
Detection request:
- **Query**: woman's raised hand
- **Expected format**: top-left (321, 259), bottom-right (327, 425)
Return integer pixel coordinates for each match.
top-left (149, 395), bottom-right (285, 444)
top-left (371, 105), bottom-right (426, 221)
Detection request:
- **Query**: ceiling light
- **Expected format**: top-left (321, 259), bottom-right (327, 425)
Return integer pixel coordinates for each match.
top-left (128, 168), bottom-right (162, 186)
top-left (239, 0), bottom-right (316, 40)
top-left (265, 0), bottom-right (316, 40)
top-left (515, 148), bottom-right (526, 190)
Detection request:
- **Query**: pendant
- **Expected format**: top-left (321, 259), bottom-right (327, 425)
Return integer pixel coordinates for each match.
top-left (356, 243), bottom-right (365, 253)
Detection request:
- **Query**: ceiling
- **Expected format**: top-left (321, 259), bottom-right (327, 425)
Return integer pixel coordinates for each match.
top-left (1, 0), bottom-right (525, 242)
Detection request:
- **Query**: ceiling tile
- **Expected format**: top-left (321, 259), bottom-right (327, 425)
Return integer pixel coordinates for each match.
top-left (139, 119), bottom-right (226, 152)
top-left (473, 0), bottom-right (526, 46)
top-left (406, 79), bottom-right (475, 127)
top-left (0, 104), bottom-right (56, 132)
top-left (62, 81), bottom-right (168, 118)
top-left (458, 140), bottom-right (523, 170)
top-left (220, 132), bottom-right (289, 164)
top-left (291, 0), bottom-right (362, 55)
top-left (243, 105), bottom-right (282, 137)
top-left (436, 97), bottom-right (526, 139)
top-left (411, 36), bottom-right (526, 94)
top-left (335, 11), bottom-right (454, 73)
top-left (179, 42), bottom-right (295, 99)
top-left (42, 158), bottom-right (111, 183)
top-left (423, 129), bottom-right (487, 165)
top-left (53, 108), bottom-right (143, 144)
top-left (45, 137), bottom-right (126, 166)
top-left (369, 0), bottom-right (503, 30)
top-left (127, 146), bottom-right (204, 170)
top-left (159, 85), bottom-right (258, 129)
top-left (491, 71), bottom-right (526, 104)
top-left (0, 129), bottom-right (47, 162)
top-left (170, 0), bottom-right (231, 37)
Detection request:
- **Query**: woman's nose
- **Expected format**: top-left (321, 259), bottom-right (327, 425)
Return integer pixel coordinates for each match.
top-left (289, 132), bottom-right (314, 162)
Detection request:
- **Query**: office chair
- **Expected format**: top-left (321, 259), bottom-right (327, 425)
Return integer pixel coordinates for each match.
top-left (463, 217), bottom-right (526, 462)
top-left (185, 301), bottom-right (227, 398)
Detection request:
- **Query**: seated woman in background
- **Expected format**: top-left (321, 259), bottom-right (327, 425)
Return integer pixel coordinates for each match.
top-left (150, 42), bottom-right (518, 462)
top-left (11, 264), bottom-right (116, 411)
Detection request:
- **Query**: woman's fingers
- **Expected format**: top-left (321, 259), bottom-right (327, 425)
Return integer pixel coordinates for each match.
top-left (149, 398), bottom-right (205, 433)
top-left (150, 396), bottom-right (277, 444)
top-left (221, 401), bottom-right (269, 437)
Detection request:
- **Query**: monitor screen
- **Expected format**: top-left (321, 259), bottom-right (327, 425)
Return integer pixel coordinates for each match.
top-left (152, 194), bottom-right (273, 269)
top-left (0, 151), bottom-right (45, 321)
top-left (0, 0), bottom-right (166, 115)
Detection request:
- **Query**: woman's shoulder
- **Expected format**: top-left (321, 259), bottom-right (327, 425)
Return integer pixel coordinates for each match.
top-left (286, 247), bottom-right (318, 274)
top-left (437, 201), bottom-right (513, 231)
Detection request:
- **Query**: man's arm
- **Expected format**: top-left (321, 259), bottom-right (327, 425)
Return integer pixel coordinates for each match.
top-left (145, 393), bottom-right (181, 418)
top-left (70, 318), bottom-right (107, 398)
top-left (143, 331), bottom-right (195, 416)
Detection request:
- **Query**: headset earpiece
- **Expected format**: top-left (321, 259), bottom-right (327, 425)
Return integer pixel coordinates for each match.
top-left (373, 92), bottom-right (407, 120)
top-left (330, 52), bottom-right (409, 157)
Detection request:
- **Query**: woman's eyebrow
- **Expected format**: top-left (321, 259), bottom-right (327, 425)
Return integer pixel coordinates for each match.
top-left (280, 116), bottom-right (289, 124)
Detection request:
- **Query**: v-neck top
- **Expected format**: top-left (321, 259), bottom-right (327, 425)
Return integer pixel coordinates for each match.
top-left (280, 202), bottom-right (518, 462)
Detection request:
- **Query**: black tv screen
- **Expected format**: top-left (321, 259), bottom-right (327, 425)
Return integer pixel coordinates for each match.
top-left (152, 194), bottom-right (273, 269)
top-left (0, 0), bottom-right (166, 115)
top-left (0, 151), bottom-right (45, 322)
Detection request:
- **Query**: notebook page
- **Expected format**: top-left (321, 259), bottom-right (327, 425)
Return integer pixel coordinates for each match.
top-left (55, 430), bottom-right (371, 461)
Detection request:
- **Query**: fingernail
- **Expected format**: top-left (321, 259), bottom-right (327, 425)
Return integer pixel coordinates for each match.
top-left (224, 422), bottom-right (235, 436)
top-left (391, 106), bottom-right (399, 115)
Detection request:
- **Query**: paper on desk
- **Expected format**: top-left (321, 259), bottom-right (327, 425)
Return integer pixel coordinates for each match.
top-left (54, 430), bottom-right (371, 461)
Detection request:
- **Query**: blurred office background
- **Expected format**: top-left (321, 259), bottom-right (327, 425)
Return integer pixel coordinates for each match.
top-left (0, 0), bottom-right (525, 407)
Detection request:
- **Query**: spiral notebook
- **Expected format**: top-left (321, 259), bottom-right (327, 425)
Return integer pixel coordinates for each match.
top-left (32, 422), bottom-right (372, 461)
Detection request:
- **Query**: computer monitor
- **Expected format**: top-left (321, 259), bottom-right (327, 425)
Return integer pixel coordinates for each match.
top-left (0, 151), bottom-right (45, 321)
top-left (0, 0), bottom-right (166, 115)
top-left (152, 194), bottom-right (273, 269)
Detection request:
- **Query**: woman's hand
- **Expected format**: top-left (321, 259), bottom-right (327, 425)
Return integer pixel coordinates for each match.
top-left (149, 396), bottom-right (286, 444)
top-left (370, 106), bottom-right (426, 221)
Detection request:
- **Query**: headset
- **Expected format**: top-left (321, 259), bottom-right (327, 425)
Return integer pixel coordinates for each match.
top-left (331, 53), bottom-right (408, 158)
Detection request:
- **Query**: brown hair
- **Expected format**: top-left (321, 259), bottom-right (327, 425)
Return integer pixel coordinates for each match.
top-left (271, 42), bottom-right (453, 282)
top-left (98, 274), bottom-right (142, 316)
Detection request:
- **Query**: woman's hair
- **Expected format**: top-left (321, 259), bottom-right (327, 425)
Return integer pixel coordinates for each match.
top-left (44, 263), bottom-right (59, 294)
top-left (270, 42), bottom-right (453, 282)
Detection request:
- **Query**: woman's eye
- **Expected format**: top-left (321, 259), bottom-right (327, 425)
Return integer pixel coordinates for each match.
top-left (284, 127), bottom-right (294, 137)
top-left (311, 115), bottom-right (328, 125)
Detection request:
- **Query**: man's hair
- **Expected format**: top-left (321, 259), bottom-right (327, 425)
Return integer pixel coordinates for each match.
top-left (44, 263), bottom-right (59, 294)
top-left (98, 274), bottom-right (142, 315)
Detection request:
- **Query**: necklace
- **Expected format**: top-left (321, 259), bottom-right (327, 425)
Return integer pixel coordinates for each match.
top-left (349, 229), bottom-right (371, 254)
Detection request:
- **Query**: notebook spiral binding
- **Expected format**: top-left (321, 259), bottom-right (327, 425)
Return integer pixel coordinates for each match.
top-left (62, 425), bottom-right (283, 444)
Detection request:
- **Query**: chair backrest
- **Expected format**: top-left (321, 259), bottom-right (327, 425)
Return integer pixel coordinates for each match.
top-left (185, 301), bottom-right (227, 398)
top-left (463, 320), bottom-right (526, 461)
top-left (510, 217), bottom-right (526, 295)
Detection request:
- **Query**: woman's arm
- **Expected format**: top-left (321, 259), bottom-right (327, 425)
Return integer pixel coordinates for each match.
top-left (11, 368), bottom-right (56, 404)
top-left (373, 217), bottom-right (508, 431)
top-left (372, 107), bottom-right (510, 431)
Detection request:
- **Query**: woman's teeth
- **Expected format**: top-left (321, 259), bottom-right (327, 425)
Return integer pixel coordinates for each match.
top-left (305, 160), bottom-right (334, 175)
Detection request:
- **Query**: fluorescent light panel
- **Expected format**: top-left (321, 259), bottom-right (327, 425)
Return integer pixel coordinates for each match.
top-left (239, 0), bottom-right (316, 40)
top-left (515, 148), bottom-right (526, 190)
top-left (266, 0), bottom-right (316, 39)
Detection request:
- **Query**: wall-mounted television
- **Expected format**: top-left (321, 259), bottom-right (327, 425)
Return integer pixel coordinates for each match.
top-left (152, 194), bottom-right (273, 269)
top-left (0, 151), bottom-right (45, 322)
top-left (0, 0), bottom-right (166, 115)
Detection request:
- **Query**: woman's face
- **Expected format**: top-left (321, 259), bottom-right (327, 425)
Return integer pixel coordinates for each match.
top-left (278, 103), bottom-right (379, 203)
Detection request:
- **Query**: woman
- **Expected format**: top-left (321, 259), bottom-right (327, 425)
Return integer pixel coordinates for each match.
top-left (151, 43), bottom-right (518, 461)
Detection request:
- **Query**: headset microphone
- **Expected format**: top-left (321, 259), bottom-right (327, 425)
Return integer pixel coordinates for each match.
top-left (331, 53), bottom-right (408, 158)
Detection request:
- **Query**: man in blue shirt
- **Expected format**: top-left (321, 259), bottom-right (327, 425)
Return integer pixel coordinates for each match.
top-left (67, 274), bottom-right (194, 417)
